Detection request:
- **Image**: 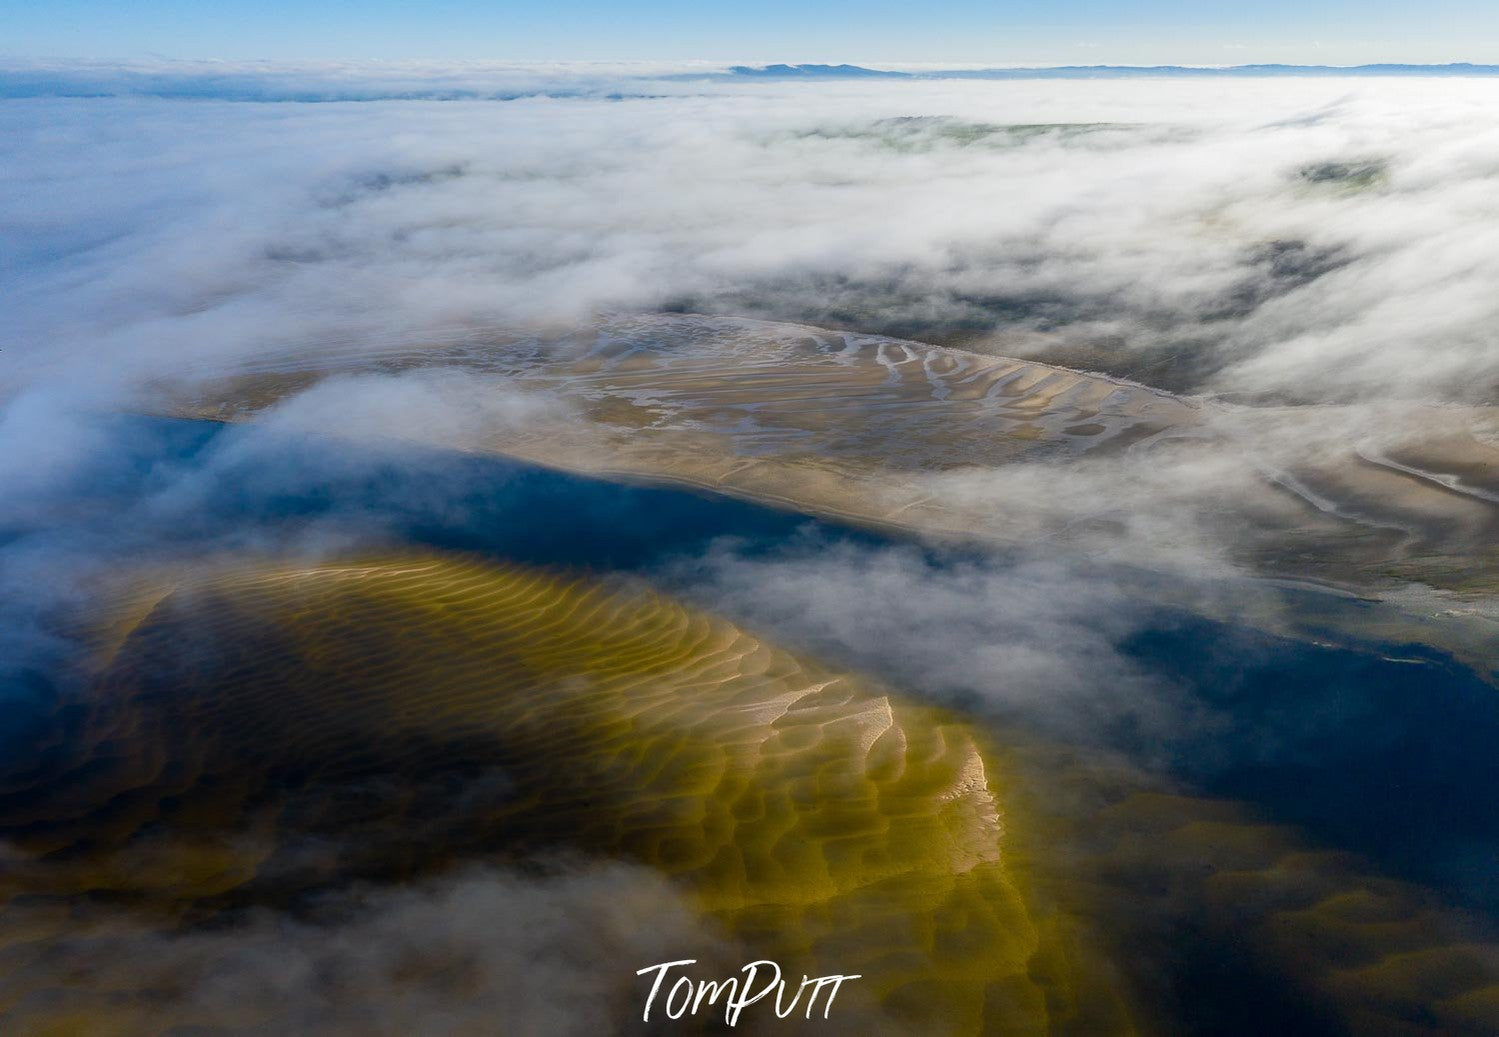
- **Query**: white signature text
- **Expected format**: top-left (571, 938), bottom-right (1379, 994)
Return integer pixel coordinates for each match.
top-left (636, 959), bottom-right (862, 1026)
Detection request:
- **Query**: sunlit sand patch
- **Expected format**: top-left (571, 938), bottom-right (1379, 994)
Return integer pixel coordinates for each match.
top-left (159, 313), bottom-right (1499, 597)
top-left (0, 554), bottom-right (1095, 1034)
top-left (168, 311), bottom-right (1197, 469)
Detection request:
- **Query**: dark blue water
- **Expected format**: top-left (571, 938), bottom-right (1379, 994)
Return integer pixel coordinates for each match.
top-left (0, 414), bottom-right (888, 569)
top-left (1121, 619), bottom-right (1499, 909)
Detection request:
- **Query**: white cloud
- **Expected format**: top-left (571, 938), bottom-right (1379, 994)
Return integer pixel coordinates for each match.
top-left (6, 75), bottom-right (1499, 406)
top-left (0, 861), bottom-right (741, 1036)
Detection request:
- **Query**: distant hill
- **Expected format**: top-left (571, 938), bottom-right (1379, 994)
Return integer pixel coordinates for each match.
top-left (725, 63), bottom-right (907, 78)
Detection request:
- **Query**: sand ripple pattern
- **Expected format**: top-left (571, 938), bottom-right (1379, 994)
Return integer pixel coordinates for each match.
top-left (0, 555), bottom-right (1078, 1035)
top-left (167, 313), bottom-right (1499, 599)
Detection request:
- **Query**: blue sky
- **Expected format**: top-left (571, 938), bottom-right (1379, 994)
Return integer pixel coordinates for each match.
top-left (3, 0), bottom-right (1497, 64)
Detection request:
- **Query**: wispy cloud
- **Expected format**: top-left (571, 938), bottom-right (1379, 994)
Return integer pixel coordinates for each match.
top-left (7, 74), bottom-right (1499, 405)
